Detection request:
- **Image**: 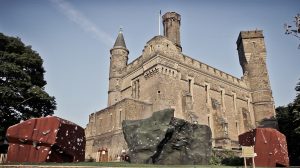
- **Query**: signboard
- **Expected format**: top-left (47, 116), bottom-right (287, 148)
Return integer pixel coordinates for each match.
top-left (241, 146), bottom-right (257, 157)
top-left (241, 146), bottom-right (257, 168)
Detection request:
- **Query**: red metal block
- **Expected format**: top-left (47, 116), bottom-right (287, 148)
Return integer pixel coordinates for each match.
top-left (6, 116), bottom-right (85, 163)
top-left (239, 128), bottom-right (289, 167)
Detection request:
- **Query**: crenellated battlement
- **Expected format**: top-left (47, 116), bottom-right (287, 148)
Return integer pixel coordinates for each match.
top-left (122, 35), bottom-right (248, 90)
top-left (237, 30), bottom-right (264, 45)
top-left (124, 54), bottom-right (247, 90)
top-left (179, 54), bottom-right (247, 88)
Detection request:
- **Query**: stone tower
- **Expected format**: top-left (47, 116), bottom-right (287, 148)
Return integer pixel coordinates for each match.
top-left (236, 30), bottom-right (276, 127)
top-left (162, 12), bottom-right (182, 51)
top-left (108, 29), bottom-right (129, 106)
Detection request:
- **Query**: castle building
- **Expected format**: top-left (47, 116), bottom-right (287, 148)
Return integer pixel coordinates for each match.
top-left (85, 12), bottom-right (276, 160)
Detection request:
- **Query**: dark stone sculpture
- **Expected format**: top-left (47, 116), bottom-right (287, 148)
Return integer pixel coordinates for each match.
top-left (239, 128), bottom-right (289, 167)
top-left (6, 116), bottom-right (85, 163)
top-left (122, 109), bottom-right (212, 165)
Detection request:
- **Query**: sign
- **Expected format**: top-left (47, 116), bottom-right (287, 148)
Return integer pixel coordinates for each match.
top-left (241, 146), bottom-right (257, 168)
top-left (241, 146), bottom-right (257, 157)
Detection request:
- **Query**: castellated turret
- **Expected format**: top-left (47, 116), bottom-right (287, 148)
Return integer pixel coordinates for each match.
top-left (236, 30), bottom-right (276, 128)
top-left (162, 12), bottom-right (182, 51)
top-left (108, 29), bottom-right (129, 106)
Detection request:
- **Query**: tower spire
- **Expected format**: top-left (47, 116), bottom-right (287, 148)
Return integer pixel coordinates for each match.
top-left (108, 29), bottom-right (129, 106)
top-left (113, 27), bottom-right (127, 49)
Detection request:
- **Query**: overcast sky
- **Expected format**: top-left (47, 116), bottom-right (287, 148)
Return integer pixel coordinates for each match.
top-left (0, 0), bottom-right (299, 127)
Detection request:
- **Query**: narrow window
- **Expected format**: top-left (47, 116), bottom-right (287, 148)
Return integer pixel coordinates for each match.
top-left (252, 41), bottom-right (256, 48)
top-left (188, 79), bottom-right (192, 93)
top-left (131, 81), bottom-right (135, 98)
top-left (131, 80), bottom-right (140, 99)
top-left (110, 113), bottom-right (113, 129)
top-left (208, 116), bottom-right (210, 126)
top-left (236, 121), bottom-right (240, 135)
top-left (220, 89), bottom-right (225, 109)
top-left (224, 123), bottom-right (228, 135)
top-left (134, 81), bottom-right (137, 98)
top-left (247, 97), bottom-right (251, 112)
top-left (137, 80), bottom-right (140, 99)
top-left (233, 92), bottom-right (237, 114)
top-left (205, 84), bottom-right (210, 104)
top-left (205, 85), bottom-right (207, 103)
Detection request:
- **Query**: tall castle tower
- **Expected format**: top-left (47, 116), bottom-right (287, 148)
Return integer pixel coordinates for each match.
top-left (162, 12), bottom-right (182, 51)
top-left (236, 31), bottom-right (276, 127)
top-left (108, 29), bottom-right (129, 106)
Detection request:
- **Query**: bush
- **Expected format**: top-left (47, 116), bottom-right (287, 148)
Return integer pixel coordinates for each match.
top-left (221, 156), bottom-right (243, 166)
top-left (210, 148), bottom-right (243, 166)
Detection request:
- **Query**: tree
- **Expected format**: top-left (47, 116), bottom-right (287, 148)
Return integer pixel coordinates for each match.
top-left (276, 80), bottom-right (300, 165)
top-left (0, 33), bottom-right (56, 141)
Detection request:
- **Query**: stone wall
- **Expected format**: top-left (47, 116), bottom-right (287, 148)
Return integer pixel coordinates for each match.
top-left (85, 99), bottom-right (152, 160)
top-left (116, 52), bottom-right (254, 149)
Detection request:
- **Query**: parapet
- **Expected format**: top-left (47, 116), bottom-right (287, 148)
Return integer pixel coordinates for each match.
top-left (236, 30), bottom-right (264, 46)
top-left (179, 54), bottom-right (248, 88)
top-left (162, 12), bottom-right (181, 22)
top-left (122, 34), bottom-right (249, 90)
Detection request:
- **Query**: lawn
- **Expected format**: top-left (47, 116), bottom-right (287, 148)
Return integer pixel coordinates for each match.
top-left (0, 162), bottom-right (242, 168)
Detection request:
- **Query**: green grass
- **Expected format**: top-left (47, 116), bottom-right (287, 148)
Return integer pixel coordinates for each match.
top-left (1, 162), bottom-right (242, 168)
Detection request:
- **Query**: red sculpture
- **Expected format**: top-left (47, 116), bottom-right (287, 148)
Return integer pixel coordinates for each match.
top-left (239, 128), bottom-right (289, 167)
top-left (6, 116), bottom-right (85, 163)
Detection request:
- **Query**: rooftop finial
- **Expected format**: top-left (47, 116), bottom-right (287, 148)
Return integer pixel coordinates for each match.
top-left (119, 26), bottom-right (123, 33)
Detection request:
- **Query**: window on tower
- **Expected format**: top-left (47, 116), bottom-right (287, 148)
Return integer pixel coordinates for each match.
top-left (131, 79), bottom-right (140, 99)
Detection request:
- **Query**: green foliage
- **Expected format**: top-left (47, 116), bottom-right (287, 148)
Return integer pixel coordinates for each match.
top-left (221, 156), bottom-right (243, 166)
top-left (210, 149), bottom-right (243, 166)
top-left (0, 32), bottom-right (56, 141)
top-left (210, 153), bottom-right (222, 165)
top-left (276, 80), bottom-right (300, 166)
